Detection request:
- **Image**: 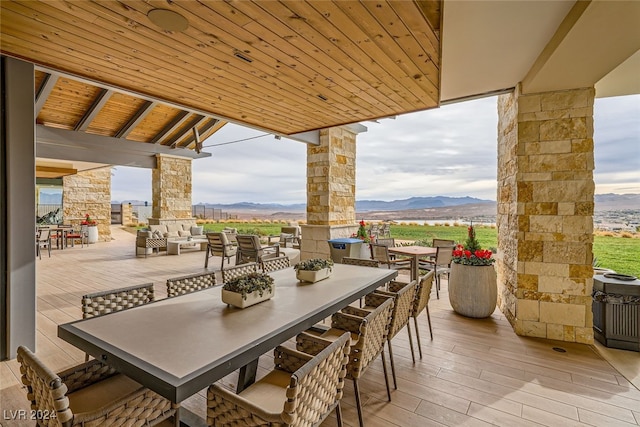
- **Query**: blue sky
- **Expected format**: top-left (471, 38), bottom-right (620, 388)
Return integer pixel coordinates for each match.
top-left (111, 94), bottom-right (640, 205)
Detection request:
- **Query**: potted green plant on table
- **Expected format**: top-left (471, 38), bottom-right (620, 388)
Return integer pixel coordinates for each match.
top-left (448, 224), bottom-right (497, 318)
top-left (222, 272), bottom-right (275, 308)
top-left (294, 258), bottom-right (334, 283)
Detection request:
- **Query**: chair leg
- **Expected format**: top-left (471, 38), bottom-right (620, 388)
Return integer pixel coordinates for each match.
top-left (406, 323), bottom-right (416, 364)
top-left (413, 316), bottom-right (423, 359)
top-left (387, 340), bottom-right (397, 389)
top-left (435, 273), bottom-right (440, 299)
top-left (426, 305), bottom-right (433, 340)
top-left (380, 348), bottom-right (392, 402)
top-left (353, 379), bottom-right (364, 427)
top-left (335, 402), bottom-right (343, 427)
top-left (204, 247), bottom-right (210, 268)
top-left (47, 244), bottom-right (51, 257)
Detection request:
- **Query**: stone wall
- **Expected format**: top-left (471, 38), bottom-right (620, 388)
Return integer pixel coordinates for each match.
top-left (151, 154), bottom-right (193, 221)
top-left (497, 85), bottom-right (595, 344)
top-left (303, 126), bottom-right (363, 260)
top-left (121, 203), bottom-right (134, 226)
top-left (62, 167), bottom-right (112, 242)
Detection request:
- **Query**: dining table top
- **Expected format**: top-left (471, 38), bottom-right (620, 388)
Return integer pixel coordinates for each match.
top-left (58, 263), bottom-right (397, 403)
top-left (388, 245), bottom-right (437, 256)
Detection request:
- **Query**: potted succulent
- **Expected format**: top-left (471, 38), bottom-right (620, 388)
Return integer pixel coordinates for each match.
top-left (221, 272), bottom-right (275, 308)
top-left (294, 258), bottom-right (334, 283)
top-left (448, 224), bottom-right (497, 318)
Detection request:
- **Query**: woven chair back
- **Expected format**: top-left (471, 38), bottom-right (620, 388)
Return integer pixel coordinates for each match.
top-left (342, 257), bottom-right (379, 267)
top-left (261, 255), bottom-right (290, 273)
top-left (376, 238), bottom-right (396, 248)
top-left (205, 232), bottom-right (226, 252)
top-left (166, 271), bottom-right (217, 298)
top-left (81, 283), bottom-right (154, 319)
top-left (222, 262), bottom-right (259, 283)
top-left (17, 346), bottom-right (75, 426)
top-left (334, 297), bottom-right (393, 380)
top-left (414, 271), bottom-right (435, 317)
top-left (385, 280), bottom-right (418, 339)
top-left (37, 228), bottom-right (50, 242)
top-left (277, 333), bottom-right (350, 425)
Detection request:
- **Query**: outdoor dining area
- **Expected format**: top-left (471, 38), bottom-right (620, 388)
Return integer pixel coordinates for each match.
top-left (3, 225), bottom-right (639, 427)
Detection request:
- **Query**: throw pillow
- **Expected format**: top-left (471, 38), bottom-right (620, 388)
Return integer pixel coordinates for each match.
top-left (166, 231), bottom-right (180, 238)
top-left (152, 230), bottom-right (163, 239)
top-left (178, 230), bottom-right (191, 237)
top-left (191, 226), bottom-right (203, 236)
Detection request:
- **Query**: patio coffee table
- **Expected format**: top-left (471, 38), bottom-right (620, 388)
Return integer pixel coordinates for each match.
top-left (166, 238), bottom-right (207, 255)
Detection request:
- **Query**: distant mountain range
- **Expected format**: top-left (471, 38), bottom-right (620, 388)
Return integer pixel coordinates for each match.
top-left (113, 194), bottom-right (639, 212)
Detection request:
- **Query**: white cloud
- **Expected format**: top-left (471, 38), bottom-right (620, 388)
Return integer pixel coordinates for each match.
top-left (111, 94), bottom-right (640, 204)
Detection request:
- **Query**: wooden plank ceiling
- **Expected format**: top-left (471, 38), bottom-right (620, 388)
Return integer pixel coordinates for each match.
top-left (1, 0), bottom-right (442, 137)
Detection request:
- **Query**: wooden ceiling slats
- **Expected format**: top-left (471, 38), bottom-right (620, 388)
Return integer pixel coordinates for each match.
top-left (189, 0), bottom-right (393, 117)
top-left (37, 77), bottom-right (101, 129)
top-left (35, 74), bottom-right (59, 115)
top-left (281, 0), bottom-right (428, 102)
top-left (74, 0), bottom-right (344, 129)
top-left (2, 0), bottom-right (442, 135)
top-left (87, 92), bottom-right (147, 137)
top-left (149, 110), bottom-right (191, 145)
top-left (2, 2), bottom-right (318, 134)
top-left (75, 88), bottom-right (113, 132)
top-left (165, 115), bottom-right (205, 148)
top-left (262, 0), bottom-right (435, 115)
top-left (353, 1), bottom-right (439, 96)
top-left (128, 104), bottom-right (183, 143)
top-left (249, 0), bottom-right (411, 111)
top-left (115, 101), bottom-right (158, 139)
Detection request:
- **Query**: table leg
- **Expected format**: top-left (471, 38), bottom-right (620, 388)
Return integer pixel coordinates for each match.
top-left (236, 358), bottom-right (259, 393)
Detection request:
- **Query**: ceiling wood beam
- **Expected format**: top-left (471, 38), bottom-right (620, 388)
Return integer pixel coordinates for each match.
top-left (36, 125), bottom-right (210, 170)
top-left (35, 73), bottom-right (58, 115)
top-left (115, 100), bottom-right (158, 139)
top-left (36, 165), bottom-right (77, 178)
top-left (150, 111), bottom-right (190, 144)
top-left (169, 115), bottom-right (205, 148)
top-left (74, 88), bottom-right (113, 131)
top-left (179, 118), bottom-right (219, 149)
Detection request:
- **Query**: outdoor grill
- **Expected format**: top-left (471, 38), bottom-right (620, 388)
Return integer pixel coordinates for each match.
top-left (592, 273), bottom-right (640, 351)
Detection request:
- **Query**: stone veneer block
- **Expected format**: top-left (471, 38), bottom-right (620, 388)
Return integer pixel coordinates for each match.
top-left (152, 154), bottom-right (193, 220)
top-left (517, 299), bottom-right (539, 321)
top-left (540, 302), bottom-right (585, 327)
top-left (63, 167), bottom-right (112, 242)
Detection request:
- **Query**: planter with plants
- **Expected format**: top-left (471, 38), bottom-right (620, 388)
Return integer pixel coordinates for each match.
top-left (448, 224), bottom-right (497, 318)
top-left (294, 258), bottom-right (334, 283)
top-left (221, 272), bottom-right (275, 308)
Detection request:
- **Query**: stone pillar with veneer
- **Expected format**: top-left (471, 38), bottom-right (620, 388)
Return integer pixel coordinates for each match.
top-left (301, 125), bottom-right (367, 261)
top-left (497, 85), bottom-right (595, 344)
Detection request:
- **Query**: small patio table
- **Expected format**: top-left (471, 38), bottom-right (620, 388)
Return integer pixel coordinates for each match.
top-left (58, 264), bottom-right (396, 426)
top-left (388, 245), bottom-right (437, 281)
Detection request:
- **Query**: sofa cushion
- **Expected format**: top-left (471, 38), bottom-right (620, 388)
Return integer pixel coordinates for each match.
top-left (167, 224), bottom-right (183, 234)
top-left (190, 226), bottom-right (203, 236)
top-left (178, 230), bottom-right (191, 237)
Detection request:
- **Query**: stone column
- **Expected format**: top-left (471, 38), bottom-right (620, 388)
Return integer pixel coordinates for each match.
top-left (149, 154), bottom-right (194, 225)
top-left (301, 125), bottom-right (366, 260)
top-left (121, 203), bottom-right (134, 226)
top-left (63, 167), bottom-right (112, 242)
top-left (497, 85), bottom-right (595, 344)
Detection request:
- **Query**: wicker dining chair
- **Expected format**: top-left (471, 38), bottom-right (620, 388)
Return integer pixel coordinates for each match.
top-left (81, 283), bottom-right (155, 361)
top-left (360, 279), bottom-right (418, 389)
top-left (222, 262), bottom-right (259, 283)
top-left (17, 345), bottom-right (175, 427)
top-left (236, 234), bottom-right (280, 265)
top-left (370, 242), bottom-right (412, 273)
top-left (36, 228), bottom-right (51, 259)
top-left (412, 271), bottom-right (436, 358)
top-left (207, 333), bottom-right (351, 427)
top-left (296, 298), bottom-right (394, 427)
top-left (261, 255), bottom-right (291, 273)
top-left (166, 271), bottom-right (217, 298)
top-left (341, 257), bottom-right (379, 268)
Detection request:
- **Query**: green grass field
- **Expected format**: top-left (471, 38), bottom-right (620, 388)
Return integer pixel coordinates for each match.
top-left (199, 221), bottom-right (639, 277)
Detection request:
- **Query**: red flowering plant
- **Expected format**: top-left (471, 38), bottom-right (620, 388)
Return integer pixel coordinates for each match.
top-left (452, 224), bottom-right (495, 266)
top-left (351, 219), bottom-right (371, 243)
top-left (80, 214), bottom-right (97, 226)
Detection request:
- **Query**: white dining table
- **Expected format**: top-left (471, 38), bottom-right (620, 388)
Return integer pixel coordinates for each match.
top-left (58, 264), bottom-right (396, 425)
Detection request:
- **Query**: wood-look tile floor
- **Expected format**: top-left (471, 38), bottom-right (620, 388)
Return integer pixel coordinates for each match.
top-left (1, 226), bottom-right (638, 426)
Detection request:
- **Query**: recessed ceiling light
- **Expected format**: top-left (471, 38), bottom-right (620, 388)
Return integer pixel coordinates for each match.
top-left (148, 9), bottom-right (189, 32)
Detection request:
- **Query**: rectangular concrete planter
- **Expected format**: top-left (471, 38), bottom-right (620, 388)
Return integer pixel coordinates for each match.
top-left (296, 268), bottom-right (332, 283)
top-left (222, 287), bottom-right (274, 309)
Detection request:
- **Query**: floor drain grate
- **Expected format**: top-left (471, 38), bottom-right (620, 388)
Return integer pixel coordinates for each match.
top-left (552, 347), bottom-right (567, 353)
